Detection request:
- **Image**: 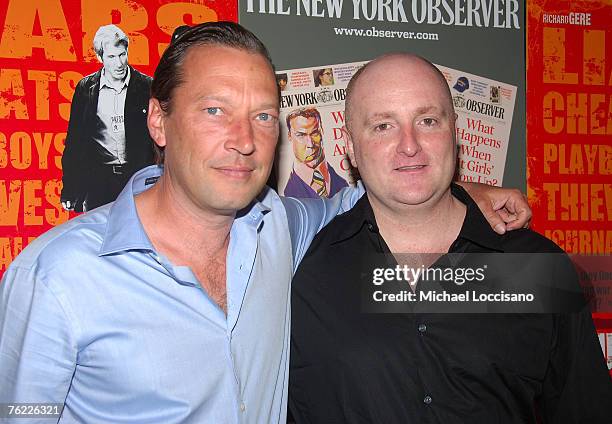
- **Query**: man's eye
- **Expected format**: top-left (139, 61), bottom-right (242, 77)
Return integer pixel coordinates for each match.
top-left (256, 113), bottom-right (278, 125)
top-left (421, 118), bottom-right (437, 126)
top-left (206, 107), bottom-right (222, 115)
top-left (375, 123), bottom-right (391, 131)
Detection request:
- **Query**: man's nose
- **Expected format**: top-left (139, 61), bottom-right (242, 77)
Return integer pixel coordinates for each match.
top-left (225, 118), bottom-right (255, 155)
top-left (396, 125), bottom-right (422, 157)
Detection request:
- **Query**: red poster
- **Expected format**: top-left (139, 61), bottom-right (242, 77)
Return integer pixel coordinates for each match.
top-left (0, 0), bottom-right (237, 276)
top-left (526, 0), bottom-right (612, 359)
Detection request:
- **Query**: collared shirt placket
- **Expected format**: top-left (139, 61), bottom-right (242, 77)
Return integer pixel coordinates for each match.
top-left (226, 210), bottom-right (264, 422)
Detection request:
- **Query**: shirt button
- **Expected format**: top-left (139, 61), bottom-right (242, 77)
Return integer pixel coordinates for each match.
top-left (424, 395), bottom-right (432, 405)
top-left (418, 323), bottom-right (427, 333)
top-left (367, 223), bottom-right (374, 231)
top-left (240, 403), bottom-right (246, 412)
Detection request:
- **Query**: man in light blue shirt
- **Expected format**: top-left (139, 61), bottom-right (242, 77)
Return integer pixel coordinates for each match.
top-left (0, 22), bottom-right (530, 423)
top-left (1, 164), bottom-right (359, 423)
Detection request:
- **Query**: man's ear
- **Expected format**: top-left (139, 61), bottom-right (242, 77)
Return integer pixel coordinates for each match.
top-left (344, 126), bottom-right (358, 169)
top-left (147, 98), bottom-right (167, 148)
top-left (96, 54), bottom-right (103, 64)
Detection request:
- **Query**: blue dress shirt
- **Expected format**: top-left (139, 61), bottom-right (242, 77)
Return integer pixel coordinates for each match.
top-left (0, 165), bottom-right (362, 423)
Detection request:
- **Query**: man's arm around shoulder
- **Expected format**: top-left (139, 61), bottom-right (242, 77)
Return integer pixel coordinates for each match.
top-left (281, 184), bottom-right (365, 270)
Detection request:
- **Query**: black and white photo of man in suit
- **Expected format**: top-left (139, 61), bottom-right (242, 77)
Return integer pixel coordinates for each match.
top-left (61, 24), bottom-right (154, 212)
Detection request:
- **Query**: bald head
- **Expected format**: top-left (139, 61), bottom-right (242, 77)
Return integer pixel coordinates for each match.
top-left (343, 52), bottom-right (459, 211)
top-left (345, 53), bottom-right (453, 131)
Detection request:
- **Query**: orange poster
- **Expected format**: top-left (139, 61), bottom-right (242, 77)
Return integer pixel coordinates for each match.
top-left (527, 0), bottom-right (612, 353)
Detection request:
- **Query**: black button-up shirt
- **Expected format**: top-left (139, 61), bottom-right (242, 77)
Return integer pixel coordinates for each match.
top-left (290, 185), bottom-right (612, 423)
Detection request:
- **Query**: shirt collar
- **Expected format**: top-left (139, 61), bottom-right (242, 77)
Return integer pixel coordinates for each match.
top-left (331, 183), bottom-right (504, 251)
top-left (330, 193), bottom-right (379, 244)
top-left (99, 165), bottom-right (162, 256)
top-left (99, 165), bottom-right (272, 255)
top-left (235, 189), bottom-right (272, 232)
top-left (100, 66), bottom-right (131, 90)
top-left (450, 184), bottom-right (505, 251)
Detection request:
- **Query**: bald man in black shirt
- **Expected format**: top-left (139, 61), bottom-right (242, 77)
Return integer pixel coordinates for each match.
top-left (289, 54), bottom-right (612, 423)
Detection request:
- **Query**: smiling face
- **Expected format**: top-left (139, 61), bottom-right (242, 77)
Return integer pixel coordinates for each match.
top-left (148, 45), bottom-right (280, 216)
top-left (289, 114), bottom-right (324, 168)
top-left (346, 55), bottom-right (457, 211)
top-left (100, 42), bottom-right (128, 82)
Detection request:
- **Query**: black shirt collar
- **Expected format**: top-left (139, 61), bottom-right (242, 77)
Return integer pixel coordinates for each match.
top-left (332, 183), bottom-right (505, 252)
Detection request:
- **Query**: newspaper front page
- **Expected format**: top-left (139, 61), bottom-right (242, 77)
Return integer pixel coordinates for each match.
top-left (276, 61), bottom-right (517, 196)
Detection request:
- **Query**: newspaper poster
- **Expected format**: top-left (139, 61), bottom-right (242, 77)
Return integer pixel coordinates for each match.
top-left (276, 61), bottom-right (517, 197)
top-left (276, 61), bottom-right (367, 198)
top-left (439, 65), bottom-right (517, 187)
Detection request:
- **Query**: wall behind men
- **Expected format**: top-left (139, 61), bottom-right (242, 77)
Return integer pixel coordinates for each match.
top-left (239, 0), bottom-right (527, 190)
